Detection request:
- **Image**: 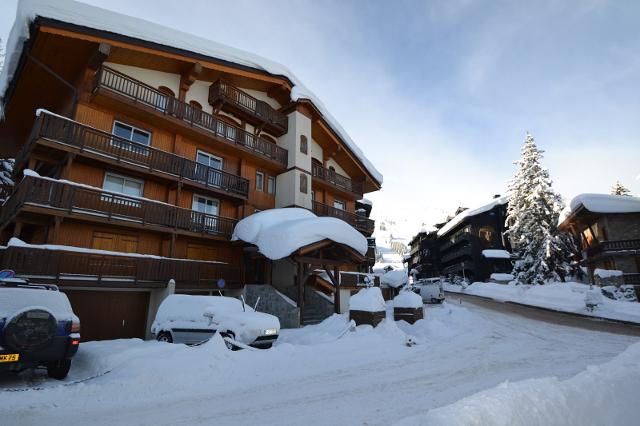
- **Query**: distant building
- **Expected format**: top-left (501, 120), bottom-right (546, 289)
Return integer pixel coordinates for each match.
top-left (558, 194), bottom-right (640, 290)
top-left (411, 195), bottom-right (513, 282)
top-left (408, 230), bottom-right (440, 279)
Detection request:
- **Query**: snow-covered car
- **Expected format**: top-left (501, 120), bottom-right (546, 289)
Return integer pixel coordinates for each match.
top-left (417, 278), bottom-right (445, 304)
top-left (151, 295), bottom-right (280, 349)
top-left (0, 279), bottom-right (80, 379)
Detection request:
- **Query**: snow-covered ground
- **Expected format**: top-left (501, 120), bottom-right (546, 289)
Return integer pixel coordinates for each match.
top-left (1, 302), bottom-right (637, 425)
top-left (445, 281), bottom-right (640, 324)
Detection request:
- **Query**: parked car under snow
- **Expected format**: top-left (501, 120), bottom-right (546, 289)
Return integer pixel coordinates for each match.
top-left (151, 295), bottom-right (280, 349)
top-left (0, 279), bottom-right (80, 379)
top-left (416, 278), bottom-right (445, 304)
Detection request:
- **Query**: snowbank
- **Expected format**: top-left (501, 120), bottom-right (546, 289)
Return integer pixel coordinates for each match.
top-left (490, 273), bottom-right (514, 281)
top-left (482, 249), bottom-right (511, 259)
top-left (444, 281), bottom-right (640, 324)
top-left (438, 195), bottom-right (509, 237)
top-left (349, 287), bottom-right (386, 312)
top-left (394, 341), bottom-right (640, 426)
top-left (0, 0), bottom-right (382, 185)
top-left (231, 208), bottom-right (367, 260)
top-left (393, 290), bottom-right (423, 309)
top-left (559, 193), bottom-right (640, 226)
top-left (594, 268), bottom-right (623, 278)
top-left (380, 268), bottom-right (408, 288)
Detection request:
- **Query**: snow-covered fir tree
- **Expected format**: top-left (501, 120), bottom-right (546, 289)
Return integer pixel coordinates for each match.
top-left (505, 133), bottom-right (578, 284)
top-left (611, 181), bottom-right (631, 196)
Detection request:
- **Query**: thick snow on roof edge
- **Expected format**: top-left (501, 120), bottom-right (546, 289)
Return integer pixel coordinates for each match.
top-left (231, 208), bottom-right (368, 260)
top-left (0, 0), bottom-right (382, 185)
top-left (558, 193), bottom-right (640, 226)
top-left (437, 195), bottom-right (509, 237)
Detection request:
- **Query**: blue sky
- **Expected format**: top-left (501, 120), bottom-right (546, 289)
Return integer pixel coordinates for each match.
top-left (2, 0), bottom-right (639, 236)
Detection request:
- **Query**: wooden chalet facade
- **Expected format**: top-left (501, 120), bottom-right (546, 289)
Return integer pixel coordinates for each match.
top-left (411, 196), bottom-right (513, 282)
top-left (558, 194), bottom-right (640, 292)
top-left (0, 7), bottom-right (381, 340)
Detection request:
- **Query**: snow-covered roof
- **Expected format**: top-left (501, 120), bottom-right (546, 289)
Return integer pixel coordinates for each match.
top-left (0, 0), bottom-right (382, 185)
top-left (482, 249), bottom-right (512, 259)
top-left (559, 193), bottom-right (640, 225)
top-left (437, 195), bottom-right (509, 237)
top-left (231, 208), bottom-right (367, 260)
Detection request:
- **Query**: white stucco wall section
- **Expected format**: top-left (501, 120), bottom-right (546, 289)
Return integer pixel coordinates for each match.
top-left (186, 80), bottom-right (214, 114)
top-left (104, 62), bottom-right (180, 96)
top-left (310, 138), bottom-right (323, 164)
top-left (243, 88), bottom-right (281, 110)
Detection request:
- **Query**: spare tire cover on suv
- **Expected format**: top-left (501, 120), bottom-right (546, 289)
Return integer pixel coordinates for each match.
top-left (3, 308), bottom-right (58, 352)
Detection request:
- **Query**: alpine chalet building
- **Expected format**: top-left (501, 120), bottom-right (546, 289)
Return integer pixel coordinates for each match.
top-left (0, 0), bottom-right (382, 340)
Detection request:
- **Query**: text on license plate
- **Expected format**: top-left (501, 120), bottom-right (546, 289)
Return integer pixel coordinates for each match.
top-left (0, 354), bottom-right (20, 362)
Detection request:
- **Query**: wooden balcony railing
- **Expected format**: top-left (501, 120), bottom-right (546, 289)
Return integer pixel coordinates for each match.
top-left (93, 66), bottom-right (288, 166)
top-left (0, 176), bottom-right (237, 238)
top-left (15, 112), bottom-right (250, 198)
top-left (440, 232), bottom-right (473, 252)
top-left (209, 80), bottom-right (288, 135)
top-left (586, 239), bottom-right (640, 256)
top-left (440, 246), bottom-right (472, 264)
top-left (311, 162), bottom-right (363, 196)
top-left (0, 245), bottom-right (241, 288)
top-left (623, 273), bottom-right (640, 286)
top-left (312, 201), bottom-right (374, 235)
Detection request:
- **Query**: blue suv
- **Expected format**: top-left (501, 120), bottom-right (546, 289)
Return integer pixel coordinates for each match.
top-left (0, 279), bottom-right (80, 379)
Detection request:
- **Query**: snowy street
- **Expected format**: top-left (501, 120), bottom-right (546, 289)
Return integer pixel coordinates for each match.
top-left (2, 301), bottom-right (637, 426)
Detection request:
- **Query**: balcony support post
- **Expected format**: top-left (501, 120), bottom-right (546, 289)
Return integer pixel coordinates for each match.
top-left (12, 221), bottom-right (23, 238)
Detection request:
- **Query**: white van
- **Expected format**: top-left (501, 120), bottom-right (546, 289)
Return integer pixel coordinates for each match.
top-left (417, 278), bottom-right (445, 304)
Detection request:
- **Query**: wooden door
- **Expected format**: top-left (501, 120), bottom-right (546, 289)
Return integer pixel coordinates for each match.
top-left (64, 290), bottom-right (150, 341)
top-left (187, 243), bottom-right (217, 261)
top-left (92, 231), bottom-right (139, 253)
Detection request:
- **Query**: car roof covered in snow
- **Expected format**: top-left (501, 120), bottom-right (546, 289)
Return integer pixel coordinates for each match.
top-left (558, 193), bottom-right (640, 227)
top-left (0, 286), bottom-right (76, 321)
top-left (0, 0), bottom-right (382, 185)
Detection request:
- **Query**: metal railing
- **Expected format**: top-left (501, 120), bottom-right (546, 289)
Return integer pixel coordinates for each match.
top-left (93, 66), bottom-right (288, 166)
top-left (0, 176), bottom-right (237, 238)
top-left (15, 112), bottom-right (250, 198)
top-left (311, 162), bottom-right (363, 195)
top-left (209, 80), bottom-right (287, 134)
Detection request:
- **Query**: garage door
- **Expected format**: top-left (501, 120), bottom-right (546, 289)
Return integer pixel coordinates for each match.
top-left (63, 290), bottom-right (150, 342)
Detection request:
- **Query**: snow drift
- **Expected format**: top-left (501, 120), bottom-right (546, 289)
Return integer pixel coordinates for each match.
top-left (394, 341), bottom-right (640, 426)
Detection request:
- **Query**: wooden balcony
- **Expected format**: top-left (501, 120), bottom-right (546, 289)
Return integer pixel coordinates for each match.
top-left (92, 66), bottom-right (288, 167)
top-left (440, 232), bottom-right (472, 252)
top-left (312, 201), bottom-right (374, 236)
top-left (0, 245), bottom-right (241, 289)
top-left (15, 112), bottom-right (250, 199)
top-left (586, 239), bottom-right (640, 257)
top-left (209, 80), bottom-right (288, 136)
top-left (311, 162), bottom-right (363, 196)
top-left (440, 246), bottom-right (472, 264)
top-left (0, 176), bottom-right (237, 239)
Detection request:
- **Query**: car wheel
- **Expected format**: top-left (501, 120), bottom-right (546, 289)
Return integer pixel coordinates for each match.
top-left (156, 332), bottom-right (173, 343)
top-left (220, 332), bottom-right (237, 350)
top-left (431, 298), bottom-right (437, 304)
top-left (47, 359), bottom-right (71, 380)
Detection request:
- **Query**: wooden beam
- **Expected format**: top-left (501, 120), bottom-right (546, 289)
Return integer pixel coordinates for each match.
top-left (297, 261), bottom-right (304, 325)
top-left (87, 42), bottom-right (111, 71)
top-left (333, 265), bottom-right (341, 314)
top-left (179, 62), bottom-right (202, 101)
top-left (293, 256), bottom-right (345, 267)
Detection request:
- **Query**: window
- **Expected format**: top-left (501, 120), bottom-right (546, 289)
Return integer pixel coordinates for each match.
top-left (189, 100), bottom-right (202, 110)
top-left (478, 226), bottom-right (496, 247)
top-left (196, 150), bottom-right (223, 187)
top-left (216, 115), bottom-right (238, 141)
top-left (192, 194), bottom-right (220, 233)
top-left (102, 173), bottom-right (144, 208)
top-left (103, 173), bottom-right (144, 197)
top-left (300, 135), bottom-right (308, 154)
top-left (300, 173), bottom-right (308, 194)
top-left (311, 190), bottom-right (315, 202)
top-left (256, 171), bottom-right (264, 191)
top-left (156, 86), bottom-right (175, 112)
top-left (112, 121), bottom-right (151, 155)
top-left (333, 199), bottom-right (346, 210)
top-left (267, 176), bottom-right (276, 194)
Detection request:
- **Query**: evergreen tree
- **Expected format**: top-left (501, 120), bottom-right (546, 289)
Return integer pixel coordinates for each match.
top-left (611, 181), bottom-right (631, 196)
top-left (505, 133), bottom-right (578, 284)
top-left (0, 37), bottom-right (4, 72)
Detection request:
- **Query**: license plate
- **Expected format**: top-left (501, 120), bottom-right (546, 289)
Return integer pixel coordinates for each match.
top-left (0, 354), bottom-right (19, 363)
